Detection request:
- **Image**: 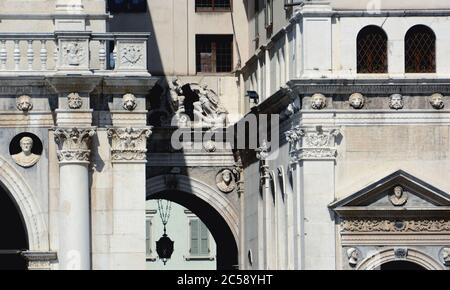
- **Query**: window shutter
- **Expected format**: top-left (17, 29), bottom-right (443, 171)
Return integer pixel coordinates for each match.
top-left (145, 219), bottom-right (151, 257)
top-left (200, 222), bottom-right (209, 255)
top-left (190, 219), bottom-right (200, 255)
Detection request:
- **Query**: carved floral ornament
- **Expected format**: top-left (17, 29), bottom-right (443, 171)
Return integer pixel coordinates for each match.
top-left (53, 128), bottom-right (96, 163)
top-left (107, 127), bottom-right (152, 161)
top-left (341, 219), bottom-right (450, 233)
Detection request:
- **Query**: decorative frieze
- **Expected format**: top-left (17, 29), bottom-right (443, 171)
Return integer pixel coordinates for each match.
top-left (286, 126), bottom-right (340, 161)
top-left (341, 219), bottom-right (450, 233)
top-left (107, 127), bottom-right (152, 162)
top-left (54, 127), bottom-right (96, 163)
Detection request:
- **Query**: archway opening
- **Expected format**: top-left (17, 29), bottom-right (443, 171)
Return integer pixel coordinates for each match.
top-left (380, 261), bottom-right (426, 271)
top-left (147, 190), bottom-right (238, 270)
top-left (0, 183), bottom-right (29, 270)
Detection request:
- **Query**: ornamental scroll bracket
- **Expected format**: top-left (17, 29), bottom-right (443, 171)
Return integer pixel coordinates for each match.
top-left (286, 125), bottom-right (341, 162)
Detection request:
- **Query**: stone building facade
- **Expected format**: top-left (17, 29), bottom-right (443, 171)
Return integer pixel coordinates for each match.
top-left (241, 0), bottom-right (450, 270)
top-left (0, 0), bottom-right (449, 271)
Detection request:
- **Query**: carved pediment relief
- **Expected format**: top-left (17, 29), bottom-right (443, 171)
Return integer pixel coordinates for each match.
top-left (329, 170), bottom-right (450, 218)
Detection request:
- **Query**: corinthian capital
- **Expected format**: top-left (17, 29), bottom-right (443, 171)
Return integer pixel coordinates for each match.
top-left (107, 127), bottom-right (152, 162)
top-left (54, 127), bottom-right (96, 163)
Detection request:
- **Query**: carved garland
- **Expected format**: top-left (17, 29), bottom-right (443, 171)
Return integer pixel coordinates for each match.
top-left (107, 127), bottom-right (152, 161)
top-left (341, 219), bottom-right (450, 233)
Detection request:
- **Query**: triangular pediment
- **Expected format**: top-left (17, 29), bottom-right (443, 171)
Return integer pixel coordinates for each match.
top-left (329, 170), bottom-right (450, 218)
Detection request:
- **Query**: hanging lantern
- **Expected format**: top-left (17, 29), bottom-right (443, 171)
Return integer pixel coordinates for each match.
top-left (156, 199), bottom-right (174, 265)
top-left (156, 233), bottom-right (174, 265)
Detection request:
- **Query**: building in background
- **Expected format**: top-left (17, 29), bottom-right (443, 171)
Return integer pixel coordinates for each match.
top-left (145, 200), bottom-right (216, 270)
top-left (240, 0), bottom-right (450, 270)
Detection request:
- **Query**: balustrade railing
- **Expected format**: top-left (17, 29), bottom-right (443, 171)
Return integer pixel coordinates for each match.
top-left (0, 32), bottom-right (149, 76)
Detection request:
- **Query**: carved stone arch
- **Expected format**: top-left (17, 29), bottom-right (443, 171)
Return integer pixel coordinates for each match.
top-left (145, 174), bottom-right (240, 249)
top-left (357, 247), bottom-right (444, 270)
top-left (0, 156), bottom-right (48, 251)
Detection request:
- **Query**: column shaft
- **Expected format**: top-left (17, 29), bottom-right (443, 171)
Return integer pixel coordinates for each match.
top-left (59, 163), bottom-right (91, 269)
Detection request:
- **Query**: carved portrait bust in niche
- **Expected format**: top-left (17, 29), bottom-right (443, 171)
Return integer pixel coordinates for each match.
top-left (389, 185), bottom-right (408, 206)
top-left (216, 169), bottom-right (236, 194)
top-left (12, 136), bottom-right (41, 168)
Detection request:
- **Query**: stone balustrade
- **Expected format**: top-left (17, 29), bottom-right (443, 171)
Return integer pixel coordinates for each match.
top-left (0, 32), bottom-right (150, 76)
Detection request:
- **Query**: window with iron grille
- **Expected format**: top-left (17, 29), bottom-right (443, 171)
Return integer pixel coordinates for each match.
top-left (405, 25), bottom-right (436, 73)
top-left (357, 26), bottom-right (388, 74)
top-left (196, 35), bottom-right (233, 73)
top-left (107, 0), bottom-right (147, 13)
top-left (195, 0), bottom-right (232, 12)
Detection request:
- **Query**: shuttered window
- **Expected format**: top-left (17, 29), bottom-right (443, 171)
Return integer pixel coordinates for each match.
top-left (190, 219), bottom-right (210, 256)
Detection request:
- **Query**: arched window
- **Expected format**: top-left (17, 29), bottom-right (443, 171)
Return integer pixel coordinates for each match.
top-left (405, 25), bottom-right (436, 73)
top-left (357, 26), bottom-right (388, 73)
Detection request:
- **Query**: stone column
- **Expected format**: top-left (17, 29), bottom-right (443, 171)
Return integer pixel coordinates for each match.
top-left (54, 128), bottom-right (96, 270)
top-left (295, 126), bottom-right (340, 270)
top-left (285, 127), bottom-right (304, 270)
top-left (107, 127), bottom-right (151, 269)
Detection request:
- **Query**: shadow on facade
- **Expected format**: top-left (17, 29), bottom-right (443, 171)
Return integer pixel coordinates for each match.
top-left (0, 183), bottom-right (28, 270)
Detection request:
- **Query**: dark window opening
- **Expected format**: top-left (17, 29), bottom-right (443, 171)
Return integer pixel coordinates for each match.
top-left (380, 261), bottom-right (426, 271)
top-left (405, 25), bottom-right (436, 73)
top-left (196, 35), bottom-right (233, 73)
top-left (357, 26), bottom-right (388, 73)
top-left (107, 0), bottom-right (147, 13)
top-left (195, 0), bottom-right (232, 12)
